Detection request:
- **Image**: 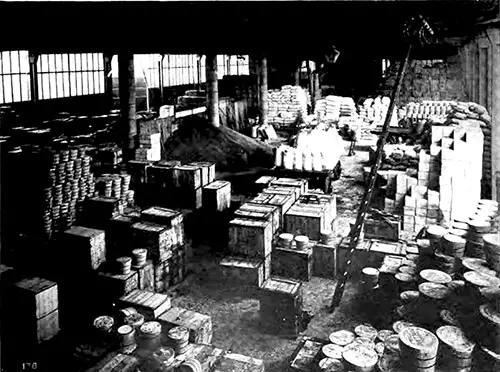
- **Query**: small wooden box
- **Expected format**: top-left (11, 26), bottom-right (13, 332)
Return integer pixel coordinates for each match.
top-left (85, 197), bottom-right (120, 227)
top-left (158, 306), bottom-right (213, 344)
top-left (202, 180), bottom-right (232, 212)
top-left (14, 277), bottom-right (58, 319)
top-left (272, 246), bottom-right (313, 282)
top-left (263, 186), bottom-right (299, 202)
top-left (140, 206), bottom-right (183, 228)
top-left (131, 222), bottom-right (175, 263)
top-left (363, 218), bottom-right (401, 242)
top-left (98, 270), bottom-right (138, 299)
top-left (251, 193), bottom-right (294, 217)
top-left (234, 209), bottom-right (274, 235)
top-left (244, 203), bottom-right (281, 233)
top-left (313, 242), bottom-right (339, 279)
top-left (133, 260), bottom-right (155, 291)
top-left (255, 176), bottom-right (276, 192)
top-left (176, 165), bottom-right (202, 190)
top-left (85, 352), bottom-right (138, 372)
top-left (188, 161), bottom-right (216, 186)
top-left (220, 256), bottom-right (265, 287)
top-left (21, 309), bottom-right (60, 344)
top-left (228, 218), bottom-right (273, 258)
top-left (212, 353), bottom-right (265, 372)
top-left (63, 226), bottom-right (106, 271)
top-left (128, 160), bottom-right (153, 186)
top-left (119, 289), bottom-right (171, 319)
top-left (270, 177), bottom-right (308, 195)
top-left (298, 191), bottom-right (337, 222)
top-left (284, 205), bottom-right (327, 241)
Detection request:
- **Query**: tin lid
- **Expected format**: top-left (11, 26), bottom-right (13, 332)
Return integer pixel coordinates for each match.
top-left (93, 315), bottom-right (114, 331)
top-left (384, 334), bottom-right (401, 353)
top-left (393, 321), bottom-right (416, 334)
top-left (294, 235), bottom-right (309, 244)
top-left (132, 248), bottom-right (148, 256)
top-left (400, 290), bottom-right (420, 303)
top-left (443, 233), bottom-right (466, 244)
top-left (354, 324), bottom-right (378, 341)
top-left (126, 313), bottom-right (145, 326)
top-left (342, 343), bottom-right (378, 368)
top-left (118, 325), bottom-right (134, 335)
top-left (361, 268), bottom-right (379, 277)
top-left (436, 325), bottom-right (475, 354)
top-left (461, 258), bottom-right (496, 276)
top-left (167, 326), bottom-right (189, 340)
top-left (398, 266), bottom-right (417, 276)
top-left (479, 304), bottom-right (500, 325)
top-left (399, 326), bottom-right (439, 352)
top-left (322, 344), bottom-right (344, 359)
top-left (377, 330), bottom-right (394, 343)
top-left (440, 310), bottom-right (461, 326)
top-left (419, 282), bottom-right (450, 300)
top-left (463, 271), bottom-right (500, 287)
top-left (351, 337), bottom-right (376, 350)
top-left (329, 330), bottom-right (355, 346)
top-left (419, 269), bottom-right (452, 285)
top-left (395, 273), bottom-right (415, 283)
top-left (483, 234), bottom-right (499, 248)
top-left (140, 321), bottom-right (162, 336)
top-left (427, 225), bottom-right (448, 237)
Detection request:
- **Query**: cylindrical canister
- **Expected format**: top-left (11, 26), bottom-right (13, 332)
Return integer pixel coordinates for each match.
top-left (441, 234), bottom-right (466, 258)
top-left (167, 326), bottom-right (190, 355)
top-left (116, 256), bottom-right (132, 275)
top-left (132, 248), bottom-right (148, 268)
top-left (126, 313), bottom-right (145, 329)
top-left (361, 268), bottom-right (379, 290)
top-left (436, 325), bottom-right (475, 372)
top-left (117, 324), bottom-right (136, 349)
top-left (277, 233), bottom-right (293, 248)
top-left (399, 326), bottom-right (439, 372)
top-left (139, 321), bottom-right (162, 351)
top-left (294, 235), bottom-right (309, 250)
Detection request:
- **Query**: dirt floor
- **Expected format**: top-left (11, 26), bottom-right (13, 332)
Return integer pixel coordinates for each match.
top-left (168, 149), bottom-right (382, 372)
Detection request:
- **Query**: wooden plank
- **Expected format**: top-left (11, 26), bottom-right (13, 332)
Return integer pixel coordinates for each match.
top-left (119, 289), bottom-right (171, 319)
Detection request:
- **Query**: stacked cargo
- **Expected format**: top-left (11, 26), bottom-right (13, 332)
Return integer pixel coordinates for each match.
top-left (398, 101), bottom-right (453, 121)
top-left (315, 95), bottom-right (357, 122)
top-left (268, 85), bottom-right (308, 127)
top-left (135, 133), bottom-right (161, 162)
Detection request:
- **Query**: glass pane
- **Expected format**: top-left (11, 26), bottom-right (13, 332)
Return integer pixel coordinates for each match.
top-left (62, 72), bottom-right (69, 96)
top-left (62, 54), bottom-right (69, 71)
top-left (21, 74), bottom-right (31, 101)
top-left (70, 72), bottom-right (77, 96)
top-left (10, 52), bottom-right (19, 74)
top-left (55, 73), bottom-right (63, 97)
top-left (49, 73), bottom-right (56, 98)
top-left (76, 72), bottom-right (82, 96)
top-left (2, 52), bottom-right (11, 74)
top-left (88, 71), bottom-right (94, 94)
top-left (3, 75), bottom-right (12, 103)
top-left (42, 74), bottom-right (50, 100)
top-left (48, 55), bottom-right (56, 72)
top-left (75, 54), bottom-right (81, 71)
top-left (82, 54), bottom-right (88, 71)
top-left (83, 72), bottom-right (89, 95)
top-left (69, 54), bottom-right (76, 71)
top-left (97, 53), bottom-right (104, 70)
top-left (37, 74), bottom-right (43, 99)
top-left (94, 72), bottom-right (101, 93)
top-left (11, 74), bottom-right (21, 102)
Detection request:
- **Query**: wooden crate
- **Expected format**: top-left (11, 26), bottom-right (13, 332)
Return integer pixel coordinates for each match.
top-left (251, 193), bottom-right (294, 217)
top-left (14, 277), bottom-right (58, 319)
top-left (131, 222), bottom-right (175, 263)
top-left (244, 203), bottom-right (281, 234)
top-left (313, 242), bottom-right (339, 279)
top-left (128, 160), bottom-right (153, 186)
top-left (176, 165), bottom-right (202, 190)
top-left (212, 353), bottom-right (265, 372)
top-left (270, 177), bottom-right (308, 195)
top-left (219, 256), bottom-right (265, 287)
top-left (154, 260), bottom-right (171, 293)
top-left (146, 165), bottom-right (175, 188)
top-left (298, 191), bottom-right (337, 222)
top-left (255, 176), bottom-right (276, 192)
top-left (234, 209), bottom-right (274, 236)
top-left (363, 218), bottom-right (401, 242)
top-left (19, 309), bottom-right (60, 344)
top-left (284, 205), bottom-right (327, 241)
top-left (336, 238), bottom-right (372, 275)
top-left (119, 289), bottom-right (171, 319)
top-left (98, 270), bottom-right (138, 299)
top-left (202, 180), bottom-right (232, 212)
top-left (271, 246), bottom-right (313, 282)
top-left (84, 197), bottom-right (121, 228)
top-left (288, 337), bottom-right (329, 372)
top-left (140, 206), bottom-right (183, 228)
top-left (158, 306), bottom-right (213, 344)
top-left (188, 161), bottom-right (216, 186)
top-left (263, 186), bottom-right (299, 202)
top-left (228, 218), bottom-right (273, 258)
top-left (63, 226), bottom-right (106, 271)
top-left (260, 277), bottom-right (303, 316)
top-left (133, 261), bottom-right (155, 291)
top-left (85, 352), bottom-right (138, 372)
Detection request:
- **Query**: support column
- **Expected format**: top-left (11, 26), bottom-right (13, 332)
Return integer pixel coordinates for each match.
top-left (258, 55), bottom-right (268, 126)
top-left (306, 61), bottom-right (314, 110)
top-left (488, 28), bottom-right (500, 201)
top-left (294, 61), bottom-right (301, 86)
top-left (104, 53), bottom-right (114, 108)
top-left (118, 53), bottom-right (136, 159)
top-left (205, 54), bottom-right (220, 128)
top-left (314, 62), bottom-right (321, 102)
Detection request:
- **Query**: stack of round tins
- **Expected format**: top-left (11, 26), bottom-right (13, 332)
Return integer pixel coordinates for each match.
top-left (417, 239), bottom-right (433, 256)
top-left (322, 344), bottom-right (344, 359)
top-left (478, 304), bottom-right (500, 354)
top-left (278, 233), bottom-right (294, 248)
top-left (433, 251), bottom-right (457, 275)
top-left (436, 325), bottom-right (475, 372)
top-left (139, 321), bottom-right (162, 351)
top-left (483, 234), bottom-right (500, 273)
top-left (295, 235), bottom-right (309, 250)
top-left (419, 269), bottom-right (452, 285)
top-left (399, 326), bottom-right (439, 372)
top-left (361, 268), bottom-right (379, 289)
top-left (117, 325), bottom-right (136, 348)
top-left (167, 326), bottom-right (190, 355)
top-left (442, 234), bottom-right (467, 258)
top-left (427, 225), bottom-right (448, 249)
top-left (318, 358), bottom-right (345, 372)
top-left (342, 342), bottom-right (378, 372)
top-left (461, 258), bottom-right (497, 277)
top-left (329, 330), bottom-right (356, 346)
top-left (126, 313), bottom-right (145, 329)
top-left (466, 219), bottom-right (492, 259)
top-left (116, 256), bottom-right (132, 275)
top-left (395, 273), bottom-right (417, 292)
top-left (177, 358), bottom-right (202, 372)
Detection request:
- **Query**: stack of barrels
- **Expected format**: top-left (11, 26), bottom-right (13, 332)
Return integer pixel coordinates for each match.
top-left (436, 325), bottom-right (475, 372)
top-left (167, 326), bottom-right (190, 355)
top-left (117, 324), bottom-right (136, 352)
top-left (399, 326), bottom-right (439, 372)
top-left (466, 219), bottom-right (492, 259)
top-left (477, 304), bottom-right (500, 355)
top-left (483, 233), bottom-right (500, 274)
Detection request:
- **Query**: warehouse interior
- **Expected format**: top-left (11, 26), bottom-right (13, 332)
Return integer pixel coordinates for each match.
top-left (1, 1), bottom-right (500, 372)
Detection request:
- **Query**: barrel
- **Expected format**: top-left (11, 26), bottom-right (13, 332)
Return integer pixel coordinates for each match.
top-left (116, 256), bottom-right (132, 275)
top-left (321, 231), bottom-right (336, 246)
top-left (322, 343), bottom-right (344, 359)
top-left (117, 324), bottom-right (136, 350)
top-left (399, 266), bottom-right (417, 276)
top-left (354, 324), bottom-right (378, 342)
top-left (318, 358), bottom-right (345, 372)
top-left (395, 273), bottom-right (417, 292)
top-left (278, 233), bottom-right (294, 248)
top-left (342, 343), bottom-right (378, 372)
top-left (427, 225), bottom-right (448, 251)
top-left (419, 269), bottom-right (452, 285)
top-left (177, 359), bottom-right (202, 372)
top-left (483, 234), bottom-right (500, 273)
top-left (478, 304), bottom-right (500, 355)
top-left (417, 282), bottom-right (451, 325)
top-left (442, 234), bottom-right (467, 258)
top-left (460, 258), bottom-right (496, 277)
top-left (361, 268), bottom-right (379, 290)
top-left (132, 249), bottom-right (148, 268)
top-left (329, 330), bottom-right (356, 346)
top-left (294, 235), bottom-right (309, 250)
top-left (139, 321), bottom-right (162, 351)
top-left (126, 313), bottom-right (145, 329)
top-left (417, 239), bottom-right (433, 256)
top-left (167, 325), bottom-right (190, 355)
top-left (436, 326), bottom-right (475, 372)
top-left (433, 250), bottom-right (458, 275)
top-left (399, 326), bottom-right (439, 372)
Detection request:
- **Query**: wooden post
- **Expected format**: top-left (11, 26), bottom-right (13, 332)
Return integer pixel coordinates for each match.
top-left (259, 55), bottom-right (268, 126)
top-left (487, 28), bottom-right (500, 201)
top-left (248, 54), bottom-right (260, 116)
top-left (206, 54), bottom-right (220, 128)
top-left (294, 61), bottom-right (301, 86)
top-left (104, 54), bottom-right (114, 108)
top-left (306, 61), bottom-right (314, 110)
top-left (118, 53), bottom-right (137, 159)
top-left (314, 61), bottom-right (322, 102)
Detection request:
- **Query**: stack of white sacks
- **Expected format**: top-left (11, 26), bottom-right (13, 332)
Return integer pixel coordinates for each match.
top-left (315, 96), bottom-right (357, 122)
top-left (135, 133), bottom-right (161, 161)
top-left (268, 85), bottom-right (308, 126)
top-left (275, 123), bottom-right (345, 172)
top-left (358, 96), bottom-right (398, 126)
